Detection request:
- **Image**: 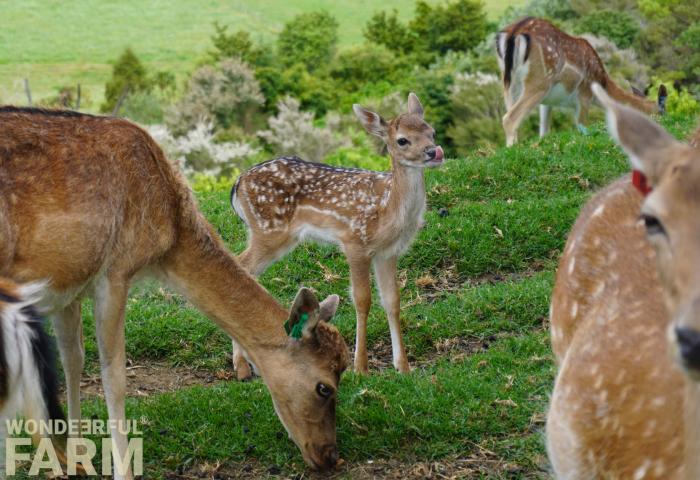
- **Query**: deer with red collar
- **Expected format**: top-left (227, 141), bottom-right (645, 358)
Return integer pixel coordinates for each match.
top-left (546, 84), bottom-right (700, 478)
top-left (0, 106), bottom-right (350, 477)
top-left (496, 17), bottom-right (665, 146)
top-left (230, 93), bottom-right (443, 377)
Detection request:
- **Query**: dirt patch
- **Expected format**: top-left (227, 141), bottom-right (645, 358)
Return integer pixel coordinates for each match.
top-left (165, 447), bottom-right (547, 479)
top-left (59, 361), bottom-right (233, 400)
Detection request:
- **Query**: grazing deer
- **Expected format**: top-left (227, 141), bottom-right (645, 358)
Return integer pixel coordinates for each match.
top-left (0, 106), bottom-right (350, 477)
top-left (0, 278), bottom-right (74, 474)
top-left (496, 17), bottom-right (665, 146)
top-left (546, 84), bottom-right (700, 478)
top-left (230, 93), bottom-right (443, 377)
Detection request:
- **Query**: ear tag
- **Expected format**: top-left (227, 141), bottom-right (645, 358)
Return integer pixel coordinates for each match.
top-left (284, 312), bottom-right (309, 339)
top-left (632, 170), bottom-right (652, 197)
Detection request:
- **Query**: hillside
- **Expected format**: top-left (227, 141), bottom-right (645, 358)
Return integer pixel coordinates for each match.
top-left (0, 0), bottom-right (522, 108)
top-left (65, 114), bottom-right (695, 478)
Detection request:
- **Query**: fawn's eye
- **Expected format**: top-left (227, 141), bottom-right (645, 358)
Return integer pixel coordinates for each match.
top-left (397, 138), bottom-right (409, 147)
top-left (640, 214), bottom-right (666, 237)
top-left (316, 383), bottom-right (333, 398)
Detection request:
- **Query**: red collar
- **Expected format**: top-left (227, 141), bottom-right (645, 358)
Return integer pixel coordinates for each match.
top-left (632, 170), bottom-right (652, 196)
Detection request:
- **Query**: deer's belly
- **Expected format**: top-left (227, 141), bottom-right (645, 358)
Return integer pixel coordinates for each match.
top-left (542, 83), bottom-right (577, 107)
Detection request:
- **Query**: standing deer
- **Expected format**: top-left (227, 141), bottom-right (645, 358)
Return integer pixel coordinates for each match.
top-left (230, 93), bottom-right (443, 377)
top-left (496, 17), bottom-right (665, 146)
top-left (546, 84), bottom-right (700, 478)
top-left (0, 107), bottom-right (350, 477)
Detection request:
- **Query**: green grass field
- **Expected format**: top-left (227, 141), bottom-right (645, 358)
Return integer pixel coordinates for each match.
top-left (15, 114), bottom-right (687, 479)
top-left (0, 0), bottom-right (523, 108)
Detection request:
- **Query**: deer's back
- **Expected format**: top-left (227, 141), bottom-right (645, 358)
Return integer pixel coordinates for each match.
top-left (548, 176), bottom-right (683, 478)
top-left (0, 108), bottom-right (182, 289)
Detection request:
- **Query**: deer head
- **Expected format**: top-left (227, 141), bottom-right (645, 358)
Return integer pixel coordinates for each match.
top-left (257, 288), bottom-right (350, 470)
top-left (352, 92), bottom-right (444, 168)
top-left (593, 82), bottom-right (700, 380)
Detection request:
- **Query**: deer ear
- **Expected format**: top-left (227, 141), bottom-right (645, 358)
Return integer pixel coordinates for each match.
top-left (592, 82), bottom-right (682, 185)
top-left (318, 294), bottom-right (339, 323)
top-left (286, 288), bottom-right (339, 340)
top-left (407, 92), bottom-right (424, 118)
top-left (353, 104), bottom-right (388, 138)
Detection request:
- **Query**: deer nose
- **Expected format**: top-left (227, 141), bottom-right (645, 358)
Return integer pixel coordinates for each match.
top-left (319, 444), bottom-right (339, 470)
top-left (426, 146), bottom-right (444, 161)
top-left (676, 327), bottom-right (700, 370)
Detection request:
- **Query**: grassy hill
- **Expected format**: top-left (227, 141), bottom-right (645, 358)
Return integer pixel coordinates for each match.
top-left (0, 0), bottom-right (523, 108)
top-left (55, 114), bottom-right (694, 479)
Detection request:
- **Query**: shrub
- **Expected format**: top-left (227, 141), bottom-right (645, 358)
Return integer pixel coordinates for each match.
top-left (500, 0), bottom-right (578, 26)
top-left (675, 22), bottom-right (700, 82)
top-left (277, 11), bottom-right (339, 71)
top-left (121, 91), bottom-right (164, 125)
top-left (257, 96), bottom-right (348, 162)
top-left (582, 35), bottom-right (649, 89)
top-left (364, 9), bottom-right (415, 55)
top-left (576, 10), bottom-right (640, 48)
top-left (446, 72), bottom-right (505, 153)
top-left (166, 58), bottom-right (264, 136)
top-left (147, 122), bottom-right (258, 177)
top-left (101, 48), bottom-right (151, 113)
top-left (324, 146), bottom-right (390, 171)
top-left (208, 23), bottom-right (270, 67)
top-left (329, 44), bottom-right (409, 94)
top-left (647, 78), bottom-right (700, 116)
top-left (39, 85), bottom-right (90, 110)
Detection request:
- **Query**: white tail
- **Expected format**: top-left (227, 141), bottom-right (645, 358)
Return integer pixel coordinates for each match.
top-left (546, 83), bottom-right (699, 478)
top-left (231, 93), bottom-right (443, 375)
top-left (496, 17), bottom-right (663, 146)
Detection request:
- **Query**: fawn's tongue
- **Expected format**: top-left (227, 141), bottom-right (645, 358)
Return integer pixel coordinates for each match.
top-left (434, 146), bottom-right (444, 161)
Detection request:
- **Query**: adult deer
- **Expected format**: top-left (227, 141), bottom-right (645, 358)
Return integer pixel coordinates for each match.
top-left (0, 107), bottom-right (350, 477)
top-left (546, 84), bottom-right (700, 478)
top-left (230, 93), bottom-right (443, 377)
top-left (496, 17), bottom-right (665, 146)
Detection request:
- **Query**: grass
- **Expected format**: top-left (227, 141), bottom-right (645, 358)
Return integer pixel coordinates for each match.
top-left (0, 0), bottom-right (524, 107)
top-left (27, 113), bottom-right (693, 478)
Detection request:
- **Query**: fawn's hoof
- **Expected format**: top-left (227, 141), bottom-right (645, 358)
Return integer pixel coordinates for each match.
top-left (234, 361), bottom-right (253, 381)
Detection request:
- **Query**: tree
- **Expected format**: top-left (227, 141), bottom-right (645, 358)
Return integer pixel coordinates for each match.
top-left (576, 10), bottom-right (640, 49)
top-left (101, 48), bottom-right (151, 113)
top-left (208, 23), bottom-right (269, 66)
top-left (277, 11), bottom-right (339, 71)
top-left (364, 10), bottom-right (415, 54)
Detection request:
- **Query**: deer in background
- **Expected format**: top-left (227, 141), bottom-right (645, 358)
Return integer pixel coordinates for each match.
top-left (546, 84), bottom-right (700, 478)
top-left (496, 17), bottom-right (665, 146)
top-left (230, 93), bottom-right (443, 377)
top-left (0, 107), bottom-right (350, 476)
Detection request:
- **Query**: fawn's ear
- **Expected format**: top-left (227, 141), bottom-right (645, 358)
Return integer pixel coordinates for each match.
top-left (286, 288), bottom-right (338, 341)
top-left (592, 82), bottom-right (684, 185)
top-left (407, 92), bottom-right (424, 118)
top-left (353, 104), bottom-right (388, 139)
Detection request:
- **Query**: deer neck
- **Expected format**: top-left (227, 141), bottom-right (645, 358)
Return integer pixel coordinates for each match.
top-left (685, 380), bottom-right (700, 479)
top-left (162, 210), bottom-right (289, 361)
top-left (385, 156), bottom-right (426, 225)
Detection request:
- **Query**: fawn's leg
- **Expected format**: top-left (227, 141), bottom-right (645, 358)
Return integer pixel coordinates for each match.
top-left (94, 275), bottom-right (133, 480)
top-left (503, 86), bottom-right (549, 146)
top-left (231, 340), bottom-right (253, 381)
top-left (373, 256), bottom-right (409, 373)
top-left (539, 104), bottom-right (552, 138)
top-left (348, 253), bottom-right (372, 374)
top-left (52, 300), bottom-right (84, 425)
top-left (575, 94), bottom-right (591, 135)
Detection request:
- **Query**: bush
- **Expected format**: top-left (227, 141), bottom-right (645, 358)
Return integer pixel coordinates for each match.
top-left (208, 23), bottom-right (270, 67)
top-left (576, 10), bottom-right (640, 48)
top-left (675, 22), bottom-right (700, 82)
top-left (647, 78), bottom-right (700, 116)
top-left (446, 72), bottom-right (505, 153)
top-left (329, 44), bottom-right (409, 94)
top-left (147, 123), bottom-right (258, 177)
top-left (39, 85), bottom-right (90, 110)
top-left (101, 48), bottom-right (151, 113)
top-left (277, 11), bottom-right (339, 71)
top-left (582, 35), bottom-right (649, 89)
top-left (166, 58), bottom-right (264, 136)
top-left (364, 10), bottom-right (415, 55)
top-left (121, 92), bottom-right (165, 125)
top-left (257, 96), bottom-right (348, 162)
top-left (324, 146), bottom-right (390, 171)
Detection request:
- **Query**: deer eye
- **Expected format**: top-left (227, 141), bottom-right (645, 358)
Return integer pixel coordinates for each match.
top-left (316, 383), bottom-right (333, 398)
top-left (397, 137), bottom-right (410, 147)
top-left (640, 214), bottom-right (666, 237)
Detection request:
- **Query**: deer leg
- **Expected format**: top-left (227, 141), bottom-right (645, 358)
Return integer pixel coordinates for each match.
top-left (373, 256), bottom-right (409, 373)
top-left (52, 300), bottom-right (83, 425)
top-left (231, 339), bottom-right (253, 381)
top-left (575, 96), bottom-right (591, 135)
top-left (539, 105), bottom-right (552, 138)
top-left (93, 276), bottom-right (132, 480)
top-left (503, 87), bottom-right (549, 147)
top-left (348, 254), bottom-right (372, 374)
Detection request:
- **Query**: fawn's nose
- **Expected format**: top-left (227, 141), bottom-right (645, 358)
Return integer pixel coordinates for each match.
top-left (425, 146), bottom-right (444, 161)
top-left (319, 444), bottom-right (339, 470)
top-left (676, 327), bottom-right (700, 370)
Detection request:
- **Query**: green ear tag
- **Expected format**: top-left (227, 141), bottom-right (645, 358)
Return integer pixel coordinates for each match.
top-left (285, 312), bottom-right (309, 339)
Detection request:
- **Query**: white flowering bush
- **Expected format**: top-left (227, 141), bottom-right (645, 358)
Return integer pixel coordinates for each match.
top-left (147, 122), bottom-right (259, 177)
top-left (257, 96), bottom-right (347, 162)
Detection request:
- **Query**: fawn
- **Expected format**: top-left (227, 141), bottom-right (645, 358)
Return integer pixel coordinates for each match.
top-left (546, 84), bottom-right (700, 478)
top-left (230, 93), bottom-right (443, 376)
top-left (0, 106), bottom-right (350, 476)
top-left (496, 17), bottom-right (665, 146)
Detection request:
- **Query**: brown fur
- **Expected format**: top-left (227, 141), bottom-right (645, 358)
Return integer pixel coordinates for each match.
top-left (497, 18), bottom-right (659, 146)
top-left (231, 94), bottom-right (440, 375)
top-left (0, 107), bottom-right (349, 473)
top-left (546, 85), bottom-right (700, 479)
